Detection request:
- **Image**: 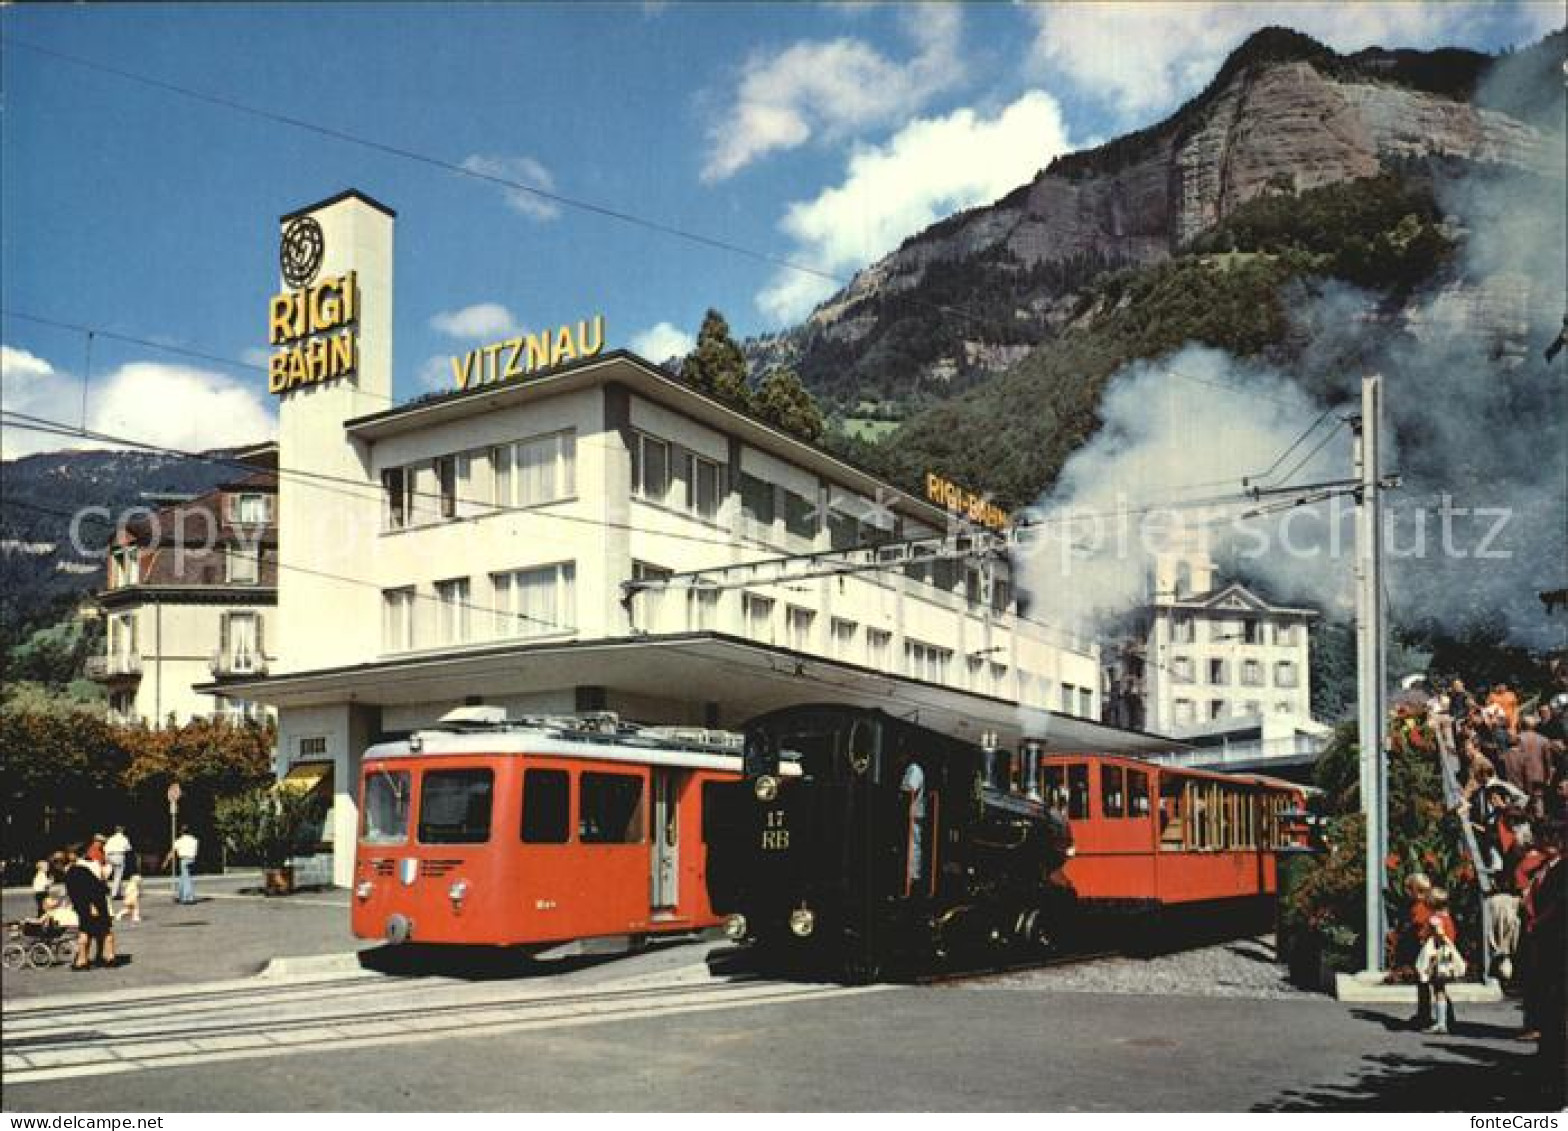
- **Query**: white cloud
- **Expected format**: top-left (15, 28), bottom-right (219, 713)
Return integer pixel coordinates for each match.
top-left (460, 154), bottom-right (562, 221)
top-left (756, 90), bottom-right (1074, 324)
top-left (416, 355), bottom-right (458, 393)
top-left (1026, 2), bottom-right (1565, 125)
top-left (430, 302), bottom-right (521, 340)
top-left (628, 322), bottom-right (696, 363)
top-left (2, 345), bottom-right (275, 461)
top-left (703, 6), bottom-right (964, 181)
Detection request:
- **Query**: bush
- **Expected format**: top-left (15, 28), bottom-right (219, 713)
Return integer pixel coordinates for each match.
top-left (215, 786), bottom-right (327, 870)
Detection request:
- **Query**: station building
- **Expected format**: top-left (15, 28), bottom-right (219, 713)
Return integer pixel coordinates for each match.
top-left (212, 190), bottom-right (1175, 885)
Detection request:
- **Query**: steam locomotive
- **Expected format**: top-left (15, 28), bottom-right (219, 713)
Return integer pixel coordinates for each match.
top-left (702, 704), bottom-right (1076, 981)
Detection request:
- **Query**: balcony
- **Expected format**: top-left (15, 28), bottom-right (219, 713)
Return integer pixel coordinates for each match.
top-left (86, 653), bottom-right (143, 682)
top-left (210, 651), bottom-right (269, 678)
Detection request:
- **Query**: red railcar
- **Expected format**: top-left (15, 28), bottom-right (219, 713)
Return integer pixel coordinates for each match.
top-left (351, 711), bottom-right (743, 953)
top-left (1039, 754), bottom-right (1306, 915)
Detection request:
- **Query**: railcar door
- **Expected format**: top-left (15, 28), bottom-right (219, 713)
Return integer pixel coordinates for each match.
top-left (650, 768), bottom-right (681, 916)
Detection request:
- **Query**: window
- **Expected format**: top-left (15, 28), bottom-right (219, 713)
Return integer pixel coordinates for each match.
top-left (965, 568), bottom-right (985, 607)
top-left (234, 493), bottom-right (270, 524)
top-left (783, 490), bottom-right (817, 540)
top-left (831, 618), bottom-right (858, 660)
top-left (579, 772), bottom-right (644, 844)
top-left (418, 768), bottom-right (493, 844)
top-left (436, 455), bottom-right (461, 519)
top-left (1242, 619), bottom-right (1262, 644)
top-left (226, 548), bottom-right (259, 584)
top-left (1042, 765), bottom-right (1067, 810)
top-left (786, 606), bottom-right (815, 650)
top-left (1277, 623), bottom-right (1299, 646)
top-left (492, 563), bottom-right (575, 639)
top-left (1244, 700), bottom-right (1262, 716)
top-left (739, 473), bottom-right (775, 530)
top-left (630, 432), bottom-right (670, 502)
top-left (361, 770), bottom-right (411, 845)
top-left (382, 587), bottom-right (416, 652)
top-left (520, 769), bottom-right (570, 844)
top-left (383, 467), bottom-right (412, 530)
top-left (1171, 657), bottom-right (1194, 683)
top-left (1174, 698), bottom-right (1196, 726)
top-left (298, 736), bottom-right (328, 758)
top-left (1274, 661), bottom-right (1298, 688)
top-left (1060, 683), bottom-right (1076, 714)
top-left (905, 640), bottom-right (952, 683)
top-left (494, 431), bottom-right (576, 508)
top-left (435, 577), bottom-right (472, 645)
top-left (1172, 615), bottom-right (1195, 644)
top-left (1079, 687), bottom-right (1094, 719)
top-left (1209, 699), bottom-right (1227, 720)
top-left (1101, 765), bottom-right (1125, 817)
top-left (991, 663), bottom-right (1010, 696)
top-left (991, 577), bottom-right (1013, 614)
top-left (109, 546), bottom-right (140, 588)
top-left (688, 588), bottom-right (719, 630)
top-left (1067, 764), bottom-right (1090, 820)
top-left (742, 592), bottom-right (774, 641)
top-left (827, 508), bottom-right (859, 551)
top-left (686, 454), bottom-right (722, 520)
top-left (866, 628), bottom-right (892, 670)
top-left (1208, 658), bottom-right (1228, 685)
top-left (222, 612), bottom-right (260, 670)
top-left (1241, 659), bottom-right (1263, 686)
top-left (1275, 701), bottom-right (1292, 714)
top-left (1128, 770), bottom-right (1150, 817)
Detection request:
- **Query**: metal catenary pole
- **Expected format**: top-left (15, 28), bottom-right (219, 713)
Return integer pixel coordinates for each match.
top-left (1353, 374), bottom-right (1389, 974)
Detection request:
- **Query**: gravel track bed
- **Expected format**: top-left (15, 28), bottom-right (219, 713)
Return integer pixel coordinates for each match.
top-left (971, 935), bottom-right (1312, 1000)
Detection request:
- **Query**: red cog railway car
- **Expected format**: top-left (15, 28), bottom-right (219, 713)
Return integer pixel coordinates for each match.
top-left (1040, 753), bottom-right (1307, 918)
top-left (351, 708), bottom-right (747, 953)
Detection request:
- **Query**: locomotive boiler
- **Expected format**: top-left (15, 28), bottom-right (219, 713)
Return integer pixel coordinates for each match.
top-left (703, 704), bottom-right (1076, 981)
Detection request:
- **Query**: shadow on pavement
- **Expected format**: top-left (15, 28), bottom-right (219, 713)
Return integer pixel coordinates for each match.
top-left (1255, 1037), bottom-right (1565, 1111)
top-left (358, 938), bottom-right (698, 981)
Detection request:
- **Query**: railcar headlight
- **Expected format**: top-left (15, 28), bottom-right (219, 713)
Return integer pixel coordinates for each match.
top-left (754, 775), bottom-right (780, 802)
top-left (448, 879), bottom-right (470, 907)
top-left (355, 880), bottom-right (374, 901)
top-left (788, 906), bottom-right (816, 938)
top-left (724, 913), bottom-right (748, 940)
top-left (1064, 846), bottom-right (1077, 858)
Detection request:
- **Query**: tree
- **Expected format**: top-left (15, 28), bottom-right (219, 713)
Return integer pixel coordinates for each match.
top-left (215, 786), bottom-right (327, 871)
top-left (753, 367), bottom-right (826, 442)
top-left (681, 309), bottom-right (751, 407)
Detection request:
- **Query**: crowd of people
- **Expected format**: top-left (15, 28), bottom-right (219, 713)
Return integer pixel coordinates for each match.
top-left (1407, 669), bottom-right (1567, 1058)
top-left (23, 825), bottom-right (200, 973)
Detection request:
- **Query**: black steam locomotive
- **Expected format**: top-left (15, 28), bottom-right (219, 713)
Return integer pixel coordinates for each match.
top-left (703, 704), bottom-right (1076, 981)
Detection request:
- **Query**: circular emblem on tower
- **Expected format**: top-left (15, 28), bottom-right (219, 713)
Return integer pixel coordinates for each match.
top-left (279, 216), bottom-right (325, 289)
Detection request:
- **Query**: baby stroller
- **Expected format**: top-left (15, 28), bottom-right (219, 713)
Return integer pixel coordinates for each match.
top-left (2, 916), bottom-right (77, 970)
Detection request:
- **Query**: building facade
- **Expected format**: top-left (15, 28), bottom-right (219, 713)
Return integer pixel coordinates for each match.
top-left (90, 454), bottom-right (279, 725)
top-left (215, 190), bottom-right (1174, 885)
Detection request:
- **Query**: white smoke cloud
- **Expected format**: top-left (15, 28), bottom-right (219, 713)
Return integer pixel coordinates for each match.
top-left (430, 302), bottom-right (522, 340)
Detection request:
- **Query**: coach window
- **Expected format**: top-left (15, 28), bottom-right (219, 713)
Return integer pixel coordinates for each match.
top-left (1127, 770), bottom-right (1150, 819)
top-left (1042, 766), bottom-right (1067, 811)
top-left (1067, 764), bottom-right (1090, 820)
top-left (580, 772), bottom-right (645, 844)
top-left (1158, 777), bottom-right (1184, 849)
top-left (1100, 766), bottom-right (1125, 818)
top-left (361, 769), bottom-right (410, 844)
top-left (418, 769), bottom-right (493, 844)
top-left (520, 769), bottom-right (570, 844)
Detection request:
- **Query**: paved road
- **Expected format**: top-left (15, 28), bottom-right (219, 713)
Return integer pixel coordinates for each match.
top-left (3, 942), bottom-right (1559, 1112)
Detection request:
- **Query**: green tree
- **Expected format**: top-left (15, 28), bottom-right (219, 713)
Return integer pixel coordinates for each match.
top-left (681, 309), bottom-right (751, 407)
top-left (753, 367), bottom-right (826, 442)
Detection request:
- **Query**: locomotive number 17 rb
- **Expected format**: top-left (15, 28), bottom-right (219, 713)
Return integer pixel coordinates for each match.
top-left (703, 704), bottom-right (1076, 981)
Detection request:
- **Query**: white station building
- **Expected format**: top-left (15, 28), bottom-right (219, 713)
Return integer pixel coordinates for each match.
top-left (213, 190), bottom-right (1178, 885)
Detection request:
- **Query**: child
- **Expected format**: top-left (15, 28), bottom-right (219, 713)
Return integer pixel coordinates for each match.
top-left (116, 874), bottom-right (142, 924)
top-left (1415, 887), bottom-right (1466, 1035)
top-left (1401, 872), bottom-right (1434, 1027)
top-left (31, 860), bottom-right (50, 916)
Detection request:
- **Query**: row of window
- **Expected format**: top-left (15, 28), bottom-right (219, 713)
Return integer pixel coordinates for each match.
top-left (1169, 657), bottom-right (1297, 688)
top-left (1039, 764), bottom-right (1295, 850)
top-left (384, 431), bottom-right (578, 530)
top-left (1170, 617), bottom-right (1303, 646)
top-left (1172, 698), bottom-right (1296, 724)
top-left (382, 563), bottom-right (577, 651)
top-left (108, 544), bottom-right (266, 588)
top-left (361, 766), bottom-right (646, 846)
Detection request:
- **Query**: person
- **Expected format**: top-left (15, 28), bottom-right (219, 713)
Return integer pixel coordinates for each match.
top-left (1508, 718), bottom-right (1554, 794)
top-left (104, 825), bottom-right (132, 899)
top-left (1415, 887), bottom-right (1464, 1035)
top-left (165, 826), bottom-right (200, 904)
top-left (1489, 682), bottom-right (1521, 737)
top-left (1427, 686), bottom-right (1456, 764)
top-left (62, 846), bottom-right (116, 971)
top-left (1400, 872), bottom-right (1435, 1028)
top-left (1516, 822), bottom-right (1563, 1054)
top-left (901, 758), bottom-right (927, 889)
top-left (31, 860), bottom-right (50, 916)
top-left (115, 874), bottom-right (142, 924)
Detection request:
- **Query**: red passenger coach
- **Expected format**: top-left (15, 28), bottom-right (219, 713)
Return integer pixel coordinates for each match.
top-left (352, 709), bottom-right (742, 953)
top-left (1040, 754), bottom-right (1305, 918)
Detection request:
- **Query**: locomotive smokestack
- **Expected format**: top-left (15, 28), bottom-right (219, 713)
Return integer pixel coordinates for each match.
top-left (1020, 740), bottom-right (1045, 802)
top-left (742, 726), bottom-right (778, 779)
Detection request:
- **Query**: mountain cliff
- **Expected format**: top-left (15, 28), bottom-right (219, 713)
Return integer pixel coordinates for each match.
top-left (754, 27), bottom-right (1556, 410)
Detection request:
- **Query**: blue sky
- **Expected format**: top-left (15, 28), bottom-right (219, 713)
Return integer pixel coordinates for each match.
top-left (1, 1), bottom-right (1559, 457)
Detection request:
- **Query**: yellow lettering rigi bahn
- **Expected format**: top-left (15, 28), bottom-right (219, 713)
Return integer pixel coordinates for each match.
top-left (268, 272), bottom-right (359, 395)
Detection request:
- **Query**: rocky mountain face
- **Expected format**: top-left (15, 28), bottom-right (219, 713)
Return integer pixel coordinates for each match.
top-left (755, 27), bottom-right (1555, 409)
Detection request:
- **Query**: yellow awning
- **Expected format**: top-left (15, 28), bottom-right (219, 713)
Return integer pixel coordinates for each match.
top-left (280, 761), bottom-right (333, 795)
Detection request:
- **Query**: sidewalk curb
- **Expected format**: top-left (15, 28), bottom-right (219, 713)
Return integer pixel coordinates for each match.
top-left (257, 951), bottom-right (370, 979)
top-left (1334, 972), bottom-right (1504, 1003)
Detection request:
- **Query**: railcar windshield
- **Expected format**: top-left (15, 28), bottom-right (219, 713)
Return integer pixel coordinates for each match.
top-left (362, 769), bottom-right (411, 844)
top-left (418, 768), bottom-right (494, 844)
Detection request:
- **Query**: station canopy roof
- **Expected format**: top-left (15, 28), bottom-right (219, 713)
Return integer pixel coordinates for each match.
top-left (204, 632), bottom-right (1187, 756)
